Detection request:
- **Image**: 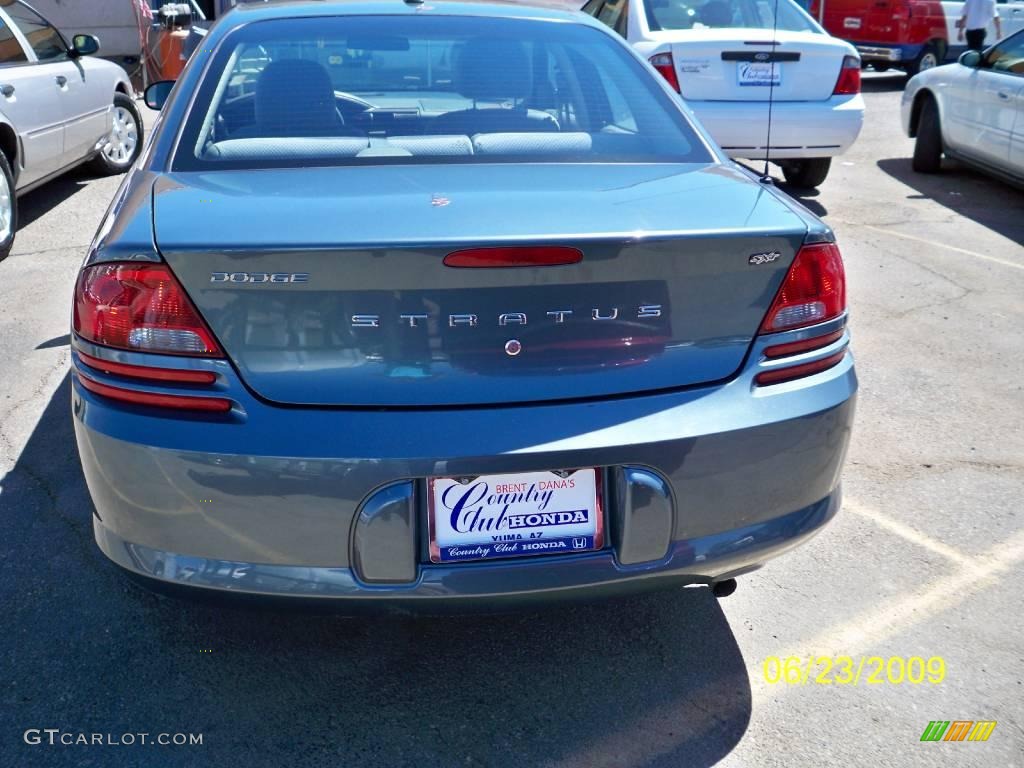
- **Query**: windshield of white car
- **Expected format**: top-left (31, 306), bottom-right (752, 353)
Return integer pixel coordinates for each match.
top-left (174, 15), bottom-right (714, 170)
top-left (644, 0), bottom-right (819, 33)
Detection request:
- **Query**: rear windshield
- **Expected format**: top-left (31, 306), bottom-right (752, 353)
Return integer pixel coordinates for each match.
top-left (174, 14), bottom-right (713, 169)
top-left (645, 0), bottom-right (819, 33)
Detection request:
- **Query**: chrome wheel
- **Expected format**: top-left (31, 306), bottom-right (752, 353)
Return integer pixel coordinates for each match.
top-left (0, 166), bottom-right (11, 243)
top-left (102, 106), bottom-right (139, 166)
top-left (919, 51), bottom-right (938, 71)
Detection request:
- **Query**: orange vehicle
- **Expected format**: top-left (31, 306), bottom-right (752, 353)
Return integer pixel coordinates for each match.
top-left (156, 27), bottom-right (190, 80)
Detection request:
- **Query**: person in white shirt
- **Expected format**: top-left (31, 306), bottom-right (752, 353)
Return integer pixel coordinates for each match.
top-left (958, 0), bottom-right (1002, 52)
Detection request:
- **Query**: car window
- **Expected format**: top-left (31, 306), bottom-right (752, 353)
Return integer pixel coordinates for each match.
top-left (2, 0), bottom-right (67, 61)
top-left (594, 65), bottom-right (638, 132)
top-left (586, 0), bottom-right (630, 36)
top-left (175, 15), bottom-right (712, 170)
top-left (0, 17), bottom-right (27, 64)
top-left (644, 0), bottom-right (819, 33)
top-left (615, 1), bottom-right (630, 36)
top-left (598, 0), bottom-right (628, 32)
top-left (985, 30), bottom-right (1024, 75)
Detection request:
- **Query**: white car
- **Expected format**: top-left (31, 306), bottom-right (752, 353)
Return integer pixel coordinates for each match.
top-left (903, 29), bottom-right (1024, 186)
top-left (582, 0), bottom-right (865, 187)
top-left (0, 0), bottom-right (140, 261)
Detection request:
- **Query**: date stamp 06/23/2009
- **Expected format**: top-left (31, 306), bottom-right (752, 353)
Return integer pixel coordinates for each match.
top-left (762, 655), bottom-right (946, 686)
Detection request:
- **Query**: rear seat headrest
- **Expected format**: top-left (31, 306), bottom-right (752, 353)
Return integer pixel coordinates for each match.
top-left (204, 133), bottom-right (594, 161)
top-left (472, 132), bottom-right (592, 155)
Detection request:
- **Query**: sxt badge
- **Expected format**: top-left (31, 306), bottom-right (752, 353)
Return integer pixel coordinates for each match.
top-left (748, 251), bottom-right (782, 266)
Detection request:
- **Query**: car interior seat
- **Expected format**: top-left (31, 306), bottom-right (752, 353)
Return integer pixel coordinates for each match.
top-left (651, 0), bottom-right (698, 29)
top-left (430, 38), bottom-right (559, 135)
top-left (239, 59), bottom-right (347, 138)
top-left (699, 1), bottom-right (734, 28)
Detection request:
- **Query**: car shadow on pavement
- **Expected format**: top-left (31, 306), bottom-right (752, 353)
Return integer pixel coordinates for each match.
top-left (16, 171), bottom-right (93, 231)
top-left (860, 72), bottom-right (907, 93)
top-left (877, 157), bottom-right (1024, 244)
top-left (774, 182), bottom-right (828, 218)
top-left (731, 162), bottom-right (829, 217)
top-left (0, 375), bottom-right (752, 768)
top-left (35, 334), bottom-right (70, 350)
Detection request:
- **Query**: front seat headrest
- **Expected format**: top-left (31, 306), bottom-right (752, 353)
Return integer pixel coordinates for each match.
top-left (255, 59), bottom-right (339, 136)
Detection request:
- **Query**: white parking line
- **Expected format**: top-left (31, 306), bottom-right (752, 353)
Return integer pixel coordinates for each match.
top-left (749, 526), bottom-right (1024, 707)
top-left (835, 221), bottom-right (1024, 271)
top-left (843, 499), bottom-right (981, 571)
top-left (550, 505), bottom-right (1024, 767)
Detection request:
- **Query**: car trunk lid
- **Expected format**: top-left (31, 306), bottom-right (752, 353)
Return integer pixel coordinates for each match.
top-left (667, 29), bottom-right (844, 102)
top-left (153, 163), bottom-right (807, 407)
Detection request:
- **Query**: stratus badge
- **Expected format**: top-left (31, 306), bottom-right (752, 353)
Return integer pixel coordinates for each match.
top-left (748, 251), bottom-right (782, 265)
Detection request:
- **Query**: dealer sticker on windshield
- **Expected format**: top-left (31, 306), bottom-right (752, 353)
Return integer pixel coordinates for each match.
top-left (738, 61), bottom-right (781, 87)
top-left (428, 469), bottom-right (603, 563)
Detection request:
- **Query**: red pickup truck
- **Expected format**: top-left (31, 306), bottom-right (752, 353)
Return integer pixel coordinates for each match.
top-left (808, 0), bottom-right (954, 76)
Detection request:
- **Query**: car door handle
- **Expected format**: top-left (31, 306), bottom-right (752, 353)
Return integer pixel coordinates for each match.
top-left (0, 83), bottom-right (13, 97)
top-left (997, 91), bottom-right (1011, 100)
top-left (55, 75), bottom-right (67, 87)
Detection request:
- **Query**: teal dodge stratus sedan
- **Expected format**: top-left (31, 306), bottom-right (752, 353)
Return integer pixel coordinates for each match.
top-left (71, 0), bottom-right (855, 608)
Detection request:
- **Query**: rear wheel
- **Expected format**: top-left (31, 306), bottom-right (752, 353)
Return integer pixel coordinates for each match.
top-left (88, 93), bottom-right (143, 175)
top-left (0, 150), bottom-right (16, 262)
top-left (906, 42), bottom-right (943, 77)
top-left (912, 95), bottom-right (943, 173)
top-left (781, 158), bottom-right (832, 188)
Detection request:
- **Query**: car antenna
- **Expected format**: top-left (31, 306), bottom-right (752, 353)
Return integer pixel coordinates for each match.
top-left (759, 0), bottom-right (782, 185)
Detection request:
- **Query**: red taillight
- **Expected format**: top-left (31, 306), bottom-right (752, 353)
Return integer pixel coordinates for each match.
top-left (833, 55), bottom-right (861, 96)
top-left (759, 243), bottom-right (846, 333)
top-left (73, 263), bottom-right (222, 357)
top-left (76, 371), bottom-right (232, 412)
top-left (76, 351), bottom-right (217, 384)
top-left (443, 246), bottom-right (583, 268)
top-left (649, 52), bottom-right (680, 93)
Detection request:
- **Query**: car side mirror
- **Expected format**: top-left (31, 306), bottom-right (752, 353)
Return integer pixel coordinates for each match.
top-left (144, 80), bottom-right (175, 111)
top-left (958, 50), bottom-right (982, 68)
top-left (71, 34), bottom-right (100, 57)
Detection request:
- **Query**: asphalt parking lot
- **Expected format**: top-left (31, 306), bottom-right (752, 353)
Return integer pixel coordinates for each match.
top-left (1, 73), bottom-right (1022, 767)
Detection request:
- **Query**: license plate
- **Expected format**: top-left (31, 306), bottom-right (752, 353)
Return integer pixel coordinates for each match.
top-left (738, 61), bottom-right (781, 87)
top-left (428, 469), bottom-right (603, 563)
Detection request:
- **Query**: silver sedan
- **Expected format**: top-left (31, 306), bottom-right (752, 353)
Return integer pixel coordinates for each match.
top-left (903, 29), bottom-right (1024, 186)
top-left (0, 0), bottom-right (140, 261)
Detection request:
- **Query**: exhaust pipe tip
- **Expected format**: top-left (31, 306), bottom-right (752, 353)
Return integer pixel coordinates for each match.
top-left (712, 578), bottom-right (737, 598)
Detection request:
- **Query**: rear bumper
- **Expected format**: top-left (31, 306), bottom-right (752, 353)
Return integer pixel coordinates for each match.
top-left (689, 95), bottom-right (865, 160)
top-left (74, 321), bottom-right (857, 605)
top-left (94, 492), bottom-right (841, 610)
top-left (856, 44), bottom-right (916, 63)
top-left (855, 43), bottom-right (942, 64)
